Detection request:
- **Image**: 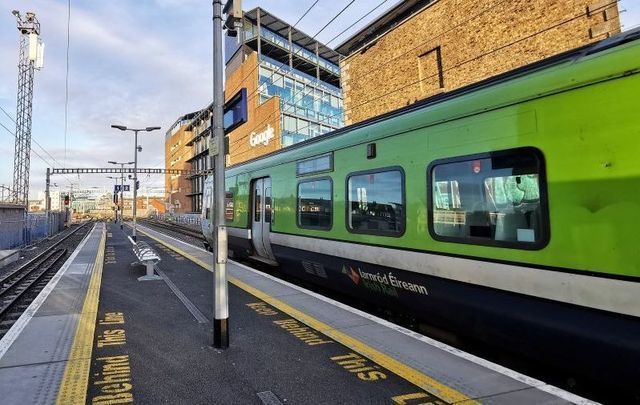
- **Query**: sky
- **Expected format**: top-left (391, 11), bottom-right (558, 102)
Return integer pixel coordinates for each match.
top-left (0, 0), bottom-right (639, 199)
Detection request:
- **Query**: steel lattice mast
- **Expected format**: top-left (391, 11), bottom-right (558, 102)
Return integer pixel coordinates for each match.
top-left (12, 11), bottom-right (42, 207)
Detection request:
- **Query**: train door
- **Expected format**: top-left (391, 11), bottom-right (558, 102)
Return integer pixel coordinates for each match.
top-left (251, 177), bottom-right (275, 261)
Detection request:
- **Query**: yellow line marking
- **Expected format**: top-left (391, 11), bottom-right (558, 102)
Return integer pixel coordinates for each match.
top-left (135, 226), bottom-right (475, 404)
top-left (57, 225), bottom-right (106, 405)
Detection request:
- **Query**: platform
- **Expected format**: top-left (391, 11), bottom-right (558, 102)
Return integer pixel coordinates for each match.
top-left (0, 221), bottom-right (597, 404)
top-left (0, 222), bottom-right (105, 404)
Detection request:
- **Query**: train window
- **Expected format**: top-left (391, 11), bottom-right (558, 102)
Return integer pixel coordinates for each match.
top-left (296, 153), bottom-right (333, 176)
top-left (347, 168), bottom-right (405, 236)
top-left (297, 178), bottom-right (332, 230)
top-left (428, 147), bottom-right (549, 249)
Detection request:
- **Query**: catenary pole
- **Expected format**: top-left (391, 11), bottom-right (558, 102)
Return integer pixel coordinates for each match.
top-left (120, 166), bottom-right (125, 228)
top-left (133, 129), bottom-right (139, 241)
top-left (45, 168), bottom-right (50, 236)
top-left (212, 0), bottom-right (229, 348)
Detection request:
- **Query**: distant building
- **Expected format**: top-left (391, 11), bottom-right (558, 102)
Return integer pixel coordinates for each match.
top-left (67, 187), bottom-right (110, 213)
top-left (185, 7), bottom-right (344, 213)
top-left (38, 190), bottom-right (62, 211)
top-left (336, 0), bottom-right (621, 125)
top-left (121, 196), bottom-right (166, 217)
top-left (165, 112), bottom-right (198, 214)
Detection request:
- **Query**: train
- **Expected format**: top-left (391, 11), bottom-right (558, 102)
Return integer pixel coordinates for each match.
top-left (203, 29), bottom-right (640, 390)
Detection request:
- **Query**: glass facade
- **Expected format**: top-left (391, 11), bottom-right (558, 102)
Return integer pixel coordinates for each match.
top-left (185, 9), bottom-right (343, 212)
top-left (258, 56), bottom-right (343, 146)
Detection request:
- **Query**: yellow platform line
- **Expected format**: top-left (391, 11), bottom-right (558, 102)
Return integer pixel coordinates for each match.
top-left (136, 226), bottom-right (476, 404)
top-left (57, 225), bottom-right (106, 405)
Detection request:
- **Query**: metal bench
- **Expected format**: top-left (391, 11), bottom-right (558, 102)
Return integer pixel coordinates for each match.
top-left (130, 239), bottom-right (162, 281)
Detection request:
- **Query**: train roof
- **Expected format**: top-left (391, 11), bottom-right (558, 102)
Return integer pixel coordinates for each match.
top-left (226, 28), bottom-right (640, 176)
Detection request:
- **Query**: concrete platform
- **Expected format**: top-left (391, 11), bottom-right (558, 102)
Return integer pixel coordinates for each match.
top-left (0, 222), bottom-right (105, 404)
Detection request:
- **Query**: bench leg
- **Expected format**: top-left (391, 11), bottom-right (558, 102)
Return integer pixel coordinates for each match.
top-left (138, 261), bottom-right (162, 281)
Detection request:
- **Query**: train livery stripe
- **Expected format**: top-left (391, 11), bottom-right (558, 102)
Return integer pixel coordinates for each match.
top-left (133, 226), bottom-right (473, 403)
top-left (56, 225), bottom-right (106, 405)
top-left (228, 259), bottom-right (598, 405)
top-left (270, 232), bottom-right (640, 318)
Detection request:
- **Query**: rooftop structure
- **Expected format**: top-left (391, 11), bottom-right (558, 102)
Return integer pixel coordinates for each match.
top-left (183, 7), bottom-right (344, 213)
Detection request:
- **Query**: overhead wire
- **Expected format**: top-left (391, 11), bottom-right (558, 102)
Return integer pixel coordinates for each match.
top-left (228, 0), bottom-right (512, 149)
top-left (229, 0), bottom-right (621, 151)
top-left (0, 105), bottom-right (71, 175)
top-left (0, 121), bottom-right (60, 174)
top-left (310, 0), bottom-right (355, 38)
top-left (224, 0), bottom-right (322, 101)
top-left (239, 0), bottom-right (357, 108)
top-left (324, 0), bottom-right (390, 46)
top-left (319, 0), bottom-right (623, 124)
top-left (227, 0), bottom-right (361, 150)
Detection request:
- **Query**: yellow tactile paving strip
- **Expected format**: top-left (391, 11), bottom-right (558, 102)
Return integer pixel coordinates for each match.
top-left (56, 225), bottom-right (106, 405)
top-left (135, 226), bottom-right (476, 404)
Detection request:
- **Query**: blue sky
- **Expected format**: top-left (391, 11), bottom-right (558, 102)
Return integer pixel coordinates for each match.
top-left (0, 0), bottom-right (638, 198)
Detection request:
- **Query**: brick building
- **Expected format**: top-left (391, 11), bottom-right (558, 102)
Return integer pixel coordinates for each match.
top-left (184, 7), bottom-right (343, 213)
top-left (164, 112), bottom-right (197, 213)
top-left (336, 0), bottom-right (621, 125)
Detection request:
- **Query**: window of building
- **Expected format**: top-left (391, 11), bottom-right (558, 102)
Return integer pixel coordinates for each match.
top-left (428, 148), bottom-right (548, 249)
top-left (298, 178), bottom-right (332, 230)
top-left (417, 46), bottom-right (444, 95)
top-left (223, 88), bottom-right (248, 133)
top-left (347, 168), bottom-right (404, 236)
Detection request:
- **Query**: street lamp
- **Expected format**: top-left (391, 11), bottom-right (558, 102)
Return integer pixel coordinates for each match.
top-left (107, 160), bottom-right (134, 229)
top-left (111, 125), bottom-right (161, 242)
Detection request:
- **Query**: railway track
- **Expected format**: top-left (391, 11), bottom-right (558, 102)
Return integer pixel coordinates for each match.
top-left (0, 222), bottom-right (93, 338)
top-left (140, 219), bottom-right (205, 242)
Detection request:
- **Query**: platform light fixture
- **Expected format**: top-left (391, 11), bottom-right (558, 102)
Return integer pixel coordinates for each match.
top-left (110, 125), bottom-right (161, 241)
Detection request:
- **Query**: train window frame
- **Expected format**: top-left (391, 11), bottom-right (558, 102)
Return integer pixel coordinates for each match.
top-left (345, 166), bottom-right (406, 237)
top-left (426, 147), bottom-right (550, 250)
top-left (296, 177), bottom-right (333, 231)
top-left (296, 153), bottom-right (333, 177)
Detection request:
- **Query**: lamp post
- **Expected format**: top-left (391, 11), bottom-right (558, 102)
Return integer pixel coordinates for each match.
top-left (107, 161), bottom-right (134, 229)
top-left (111, 125), bottom-right (160, 242)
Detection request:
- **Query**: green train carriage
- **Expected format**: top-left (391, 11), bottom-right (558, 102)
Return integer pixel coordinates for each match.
top-left (202, 29), bottom-right (640, 389)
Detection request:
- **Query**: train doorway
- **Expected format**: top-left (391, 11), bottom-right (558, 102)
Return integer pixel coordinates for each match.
top-left (251, 177), bottom-right (275, 261)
